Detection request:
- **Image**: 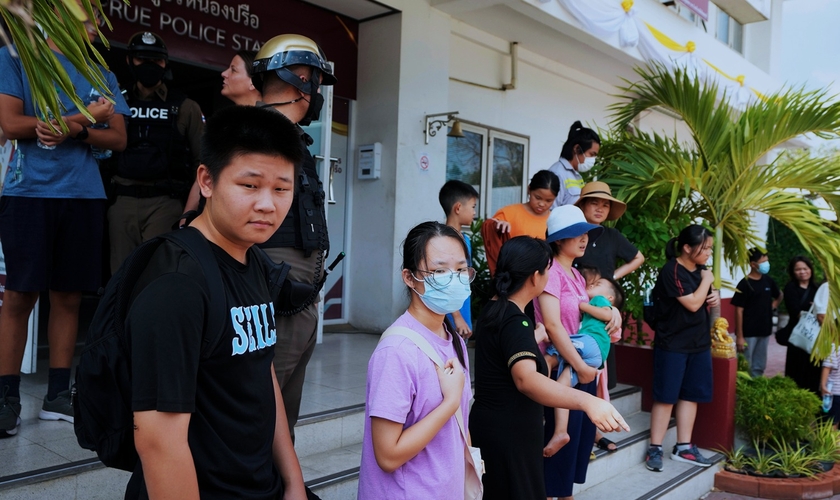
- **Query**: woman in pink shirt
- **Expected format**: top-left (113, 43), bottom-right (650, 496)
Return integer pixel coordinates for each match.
top-left (533, 205), bottom-right (622, 499)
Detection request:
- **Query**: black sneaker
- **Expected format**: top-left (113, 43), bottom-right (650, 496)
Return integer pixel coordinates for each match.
top-left (645, 446), bottom-right (663, 472)
top-left (39, 389), bottom-right (74, 423)
top-left (0, 387), bottom-right (21, 438)
top-left (671, 444), bottom-right (712, 467)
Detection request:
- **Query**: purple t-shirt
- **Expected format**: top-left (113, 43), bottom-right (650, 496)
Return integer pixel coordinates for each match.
top-left (533, 259), bottom-right (588, 353)
top-left (358, 311), bottom-right (472, 500)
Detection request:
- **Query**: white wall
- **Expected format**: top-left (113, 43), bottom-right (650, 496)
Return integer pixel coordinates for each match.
top-left (349, 2), bottom-right (453, 331)
top-left (349, 13), bottom-right (402, 331)
top-left (448, 22), bottom-right (615, 178)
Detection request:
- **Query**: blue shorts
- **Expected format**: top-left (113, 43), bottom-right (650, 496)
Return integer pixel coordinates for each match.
top-left (825, 396), bottom-right (840, 424)
top-left (652, 348), bottom-right (713, 404)
top-left (547, 334), bottom-right (603, 387)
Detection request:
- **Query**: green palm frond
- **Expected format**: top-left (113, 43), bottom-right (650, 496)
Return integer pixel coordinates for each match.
top-left (606, 64), bottom-right (840, 358)
top-left (1, 0), bottom-right (120, 131)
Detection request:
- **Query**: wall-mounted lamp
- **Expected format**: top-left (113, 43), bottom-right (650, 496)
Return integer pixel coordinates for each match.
top-left (425, 111), bottom-right (465, 144)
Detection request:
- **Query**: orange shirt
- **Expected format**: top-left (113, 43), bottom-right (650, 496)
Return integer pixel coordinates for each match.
top-left (492, 203), bottom-right (549, 239)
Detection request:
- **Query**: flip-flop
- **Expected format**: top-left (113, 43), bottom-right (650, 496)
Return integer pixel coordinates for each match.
top-left (596, 437), bottom-right (618, 452)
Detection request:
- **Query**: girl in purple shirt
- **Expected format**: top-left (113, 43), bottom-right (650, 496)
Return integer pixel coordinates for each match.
top-left (359, 222), bottom-right (474, 499)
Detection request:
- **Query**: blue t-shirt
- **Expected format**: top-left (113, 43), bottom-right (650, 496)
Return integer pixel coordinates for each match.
top-left (446, 232), bottom-right (472, 329)
top-left (0, 46), bottom-right (129, 199)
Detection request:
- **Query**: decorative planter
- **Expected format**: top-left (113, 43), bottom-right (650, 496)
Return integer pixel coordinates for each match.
top-left (715, 469), bottom-right (839, 499)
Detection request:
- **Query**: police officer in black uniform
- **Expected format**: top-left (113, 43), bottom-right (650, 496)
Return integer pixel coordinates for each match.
top-left (251, 34), bottom-right (335, 440)
top-left (107, 32), bottom-right (204, 273)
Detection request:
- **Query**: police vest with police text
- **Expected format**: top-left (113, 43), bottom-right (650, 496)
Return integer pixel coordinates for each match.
top-left (115, 89), bottom-right (191, 184)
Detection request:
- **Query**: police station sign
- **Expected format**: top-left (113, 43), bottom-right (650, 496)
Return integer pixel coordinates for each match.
top-left (104, 0), bottom-right (359, 99)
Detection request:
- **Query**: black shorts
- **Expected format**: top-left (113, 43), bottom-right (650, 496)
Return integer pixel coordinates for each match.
top-left (0, 196), bottom-right (105, 292)
top-left (652, 347), bottom-right (713, 404)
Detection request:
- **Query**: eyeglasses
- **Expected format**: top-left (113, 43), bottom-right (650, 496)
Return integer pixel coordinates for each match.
top-left (413, 268), bottom-right (476, 289)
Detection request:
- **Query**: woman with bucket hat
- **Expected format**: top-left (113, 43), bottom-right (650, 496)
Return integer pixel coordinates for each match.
top-left (574, 181), bottom-right (645, 453)
top-left (533, 205), bottom-right (622, 498)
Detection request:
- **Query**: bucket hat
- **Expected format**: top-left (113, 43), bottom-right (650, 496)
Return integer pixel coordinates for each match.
top-left (546, 205), bottom-right (602, 243)
top-left (574, 181), bottom-right (627, 221)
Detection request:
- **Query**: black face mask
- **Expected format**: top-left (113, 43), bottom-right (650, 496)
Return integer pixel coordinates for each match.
top-left (132, 62), bottom-right (166, 88)
top-left (298, 93), bottom-right (324, 127)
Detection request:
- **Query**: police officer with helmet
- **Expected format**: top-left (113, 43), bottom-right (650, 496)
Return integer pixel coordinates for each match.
top-left (107, 31), bottom-right (204, 273)
top-left (251, 34), bottom-right (334, 441)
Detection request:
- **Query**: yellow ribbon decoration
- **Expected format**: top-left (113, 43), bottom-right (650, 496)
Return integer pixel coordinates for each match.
top-left (622, 0), bottom-right (634, 13)
top-left (645, 22), bottom-right (694, 52)
top-left (703, 58), bottom-right (744, 85)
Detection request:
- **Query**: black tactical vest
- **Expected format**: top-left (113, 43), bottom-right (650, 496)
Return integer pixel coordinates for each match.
top-left (114, 89), bottom-right (191, 183)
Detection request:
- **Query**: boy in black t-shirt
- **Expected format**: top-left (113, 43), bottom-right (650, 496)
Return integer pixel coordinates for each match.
top-left (124, 106), bottom-right (307, 500)
top-left (732, 248), bottom-right (783, 378)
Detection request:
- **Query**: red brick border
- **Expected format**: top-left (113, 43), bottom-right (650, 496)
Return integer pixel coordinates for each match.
top-left (715, 467), bottom-right (840, 499)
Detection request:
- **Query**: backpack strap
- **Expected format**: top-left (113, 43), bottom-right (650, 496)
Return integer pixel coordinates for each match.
top-left (379, 326), bottom-right (471, 445)
top-left (162, 229), bottom-right (227, 359)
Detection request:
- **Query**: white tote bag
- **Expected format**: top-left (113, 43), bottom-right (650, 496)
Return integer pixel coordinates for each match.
top-left (380, 327), bottom-right (484, 500)
top-left (789, 303), bottom-right (821, 354)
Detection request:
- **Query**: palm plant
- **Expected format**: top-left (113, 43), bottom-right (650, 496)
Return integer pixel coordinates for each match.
top-left (604, 63), bottom-right (840, 357)
top-left (0, 0), bottom-right (117, 129)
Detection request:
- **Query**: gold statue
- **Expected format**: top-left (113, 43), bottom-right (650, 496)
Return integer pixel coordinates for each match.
top-left (711, 317), bottom-right (736, 358)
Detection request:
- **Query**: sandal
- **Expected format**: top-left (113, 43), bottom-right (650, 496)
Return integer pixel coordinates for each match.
top-left (596, 437), bottom-right (618, 453)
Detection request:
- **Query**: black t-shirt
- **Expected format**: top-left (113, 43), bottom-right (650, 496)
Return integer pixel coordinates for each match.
top-left (574, 227), bottom-right (638, 278)
top-left (652, 259), bottom-right (711, 353)
top-left (731, 274), bottom-right (781, 338)
top-left (471, 301), bottom-right (548, 417)
top-left (126, 233), bottom-right (282, 500)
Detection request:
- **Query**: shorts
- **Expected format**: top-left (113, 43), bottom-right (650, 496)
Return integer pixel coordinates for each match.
top-left (825, 396), bottom-right (840, 424)
top-left (0, 196), bottom-right (105, 292)
top-left (652, 347), bottom-right (713, 404)
top-left (547, 334), bottom-right (603, 387)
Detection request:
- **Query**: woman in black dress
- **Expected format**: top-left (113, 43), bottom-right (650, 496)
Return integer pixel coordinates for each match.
top-left (780, 256), bottom-right (820, 394)
top-left (469, 237), bottom-right (628, 500)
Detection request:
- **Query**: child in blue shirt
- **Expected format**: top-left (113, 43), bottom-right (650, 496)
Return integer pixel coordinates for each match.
top-left (439, 180), bottom-right (478, 338)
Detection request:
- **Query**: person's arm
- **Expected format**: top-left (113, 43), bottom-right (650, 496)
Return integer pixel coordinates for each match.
top-left (772, 288), bottom-right (784, 310)
top-left (510, 359), bottom-right (629, 433)
top-left (35, 111), bottom-right (127, 150)
top-left (184, 180), bottom-right (202, 213)
top-left (133, 411), bottom-right (199, 500)
top-left (821, 366), bottom-right (831, 396)
top-left (734, 306), bottom-right (745, 352)
top-left (451, 310), bottom-right (471, 339)
top-left (675, 269), bottom-right (715, 312)
top-left (271, 364), bottom-right (306, 500)
top-left (0, 94), bottom-right (38, 139)
top-left (579, 302), bottom-right (613, 322)
top-left (370, 358), bottom-right (464, 473)
top-left (180, 99), bottom-right (204, 170)
top-left (537, 292), bottom-right (597, 384)
top-left (614, 251), bottom-right (645, 280)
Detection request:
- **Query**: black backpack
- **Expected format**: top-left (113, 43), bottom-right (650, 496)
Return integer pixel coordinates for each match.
top-left (643, 282), bottom-right (661, 331)
top-left (72, 228), bottom-right (290, 471)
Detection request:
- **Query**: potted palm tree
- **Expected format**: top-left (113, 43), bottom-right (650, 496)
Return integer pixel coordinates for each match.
top-left (602, 63), bottom-right (840, 450)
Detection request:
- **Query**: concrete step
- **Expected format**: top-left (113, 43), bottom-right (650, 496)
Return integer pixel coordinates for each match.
top-left (294, 403), bottom-right (364, 458)
top-left (576, 447), bottom-right (723, 500)
top-left (575, 410), bottom-right (677, 494)
top-left (609, 383), bottom-right (642, 420)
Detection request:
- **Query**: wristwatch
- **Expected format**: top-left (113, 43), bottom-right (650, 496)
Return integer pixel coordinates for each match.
top-left (75, 125), bottom-right (89, 141)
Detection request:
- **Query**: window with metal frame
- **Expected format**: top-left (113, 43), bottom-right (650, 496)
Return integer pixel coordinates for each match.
top-left (445, 122), bottom-right (529, 220)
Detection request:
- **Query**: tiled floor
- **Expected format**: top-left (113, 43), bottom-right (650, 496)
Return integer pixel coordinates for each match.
top-left (1, 332), bottom-right (381, 483)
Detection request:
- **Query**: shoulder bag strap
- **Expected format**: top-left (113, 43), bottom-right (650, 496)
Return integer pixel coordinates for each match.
top-left (379, 326), bottom-right (470, 443)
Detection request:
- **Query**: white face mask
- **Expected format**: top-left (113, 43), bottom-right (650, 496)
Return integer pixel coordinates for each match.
top-left (577, 155), bottom-right (597, 173)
